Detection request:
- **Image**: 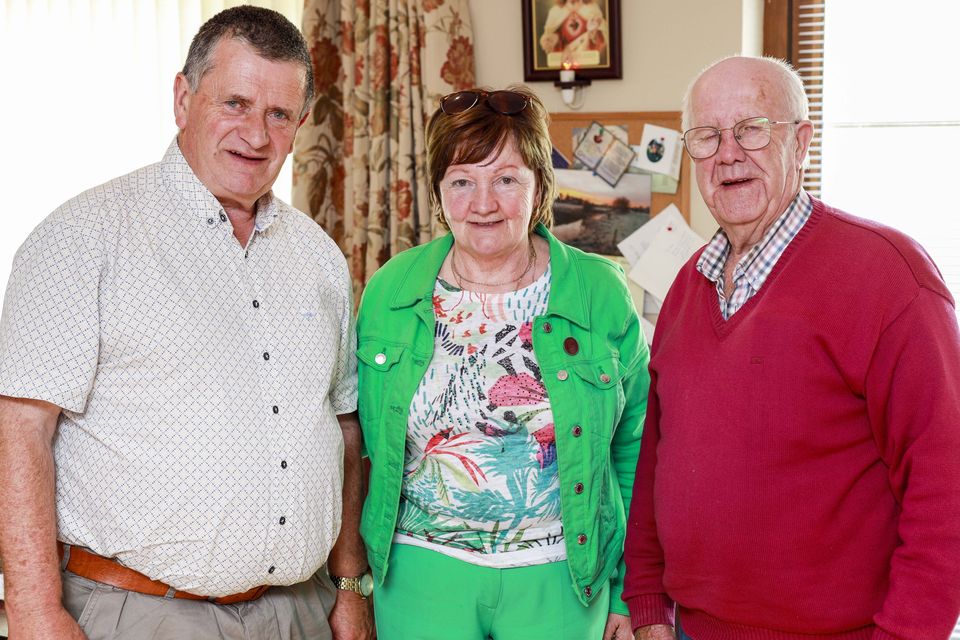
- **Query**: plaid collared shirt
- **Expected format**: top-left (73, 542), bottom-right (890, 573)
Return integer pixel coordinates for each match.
top-left (696, 190), bottom-right (813, 319)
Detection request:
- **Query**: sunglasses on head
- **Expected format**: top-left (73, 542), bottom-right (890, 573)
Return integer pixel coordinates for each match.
top-left (439, 90), bottom-right (529, 116)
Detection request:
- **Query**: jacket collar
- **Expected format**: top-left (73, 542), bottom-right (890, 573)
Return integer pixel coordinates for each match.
top-left (389, 223), bottom-right (590, 329)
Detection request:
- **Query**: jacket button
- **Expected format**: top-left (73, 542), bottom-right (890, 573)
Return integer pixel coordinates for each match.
top-left (574, 482), bottom-right (584, 494)
top-left (557, 370), bottom-right (568, 381)
top-left (577, 533), bottom-right (587, 545)
top-left (375, 353), bottom-right (387, 365)
top-left (599, 373), bottom-right (611, 383)
top-left (572, 425), bottom-right (582, 437)
top-left (543, 322), bottom-right (553, 333)
top-left (563, 337), bottom-right (579, 355)
top-left (583, 586), bottom-right (592, 597)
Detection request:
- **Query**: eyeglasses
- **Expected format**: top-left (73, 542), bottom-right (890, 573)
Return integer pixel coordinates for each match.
top-left (682, 117), bottom-right (802, 159)
top-left (439, 90), bottom-right (529, 116)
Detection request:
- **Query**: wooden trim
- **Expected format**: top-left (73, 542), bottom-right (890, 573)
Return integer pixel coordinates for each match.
top-left (763, 0), bottom-right (793, 62)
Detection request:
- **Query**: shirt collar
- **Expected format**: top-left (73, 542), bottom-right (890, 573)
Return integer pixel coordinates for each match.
top-left (160, 137), bottom-right (280, 233)
top-left (696, 189), bottom-right (812, 289)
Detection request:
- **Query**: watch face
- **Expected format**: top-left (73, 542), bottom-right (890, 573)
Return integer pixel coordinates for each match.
top-left (359, 572), bottom-right (374, 597)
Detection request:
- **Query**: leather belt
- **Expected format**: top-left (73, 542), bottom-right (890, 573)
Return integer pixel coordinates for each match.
top-left (57, 542), bottom-right (270, 605)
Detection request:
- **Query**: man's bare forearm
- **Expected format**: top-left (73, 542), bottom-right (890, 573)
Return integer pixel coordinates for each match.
top-left (328, 411), bottom-right (367, 575)
top-left (0, 396), bottom-right (66, 622)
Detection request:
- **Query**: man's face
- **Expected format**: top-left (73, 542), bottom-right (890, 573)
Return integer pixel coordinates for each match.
top-left (174, 38), bottom-right (306, 212)
top-left (689, 59), bottom-right (813, 241)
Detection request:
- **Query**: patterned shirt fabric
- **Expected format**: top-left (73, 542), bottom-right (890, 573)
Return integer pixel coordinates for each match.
top-left (0, 140), bottom-right (357, 597)
top-left (395, 266), bottom-right (566, 568)
top-left (696, 189), bottom-right (813, 319)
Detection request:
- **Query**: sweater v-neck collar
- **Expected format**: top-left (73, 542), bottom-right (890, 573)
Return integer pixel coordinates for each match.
top-left (708, 198), bottom-right (826, 338)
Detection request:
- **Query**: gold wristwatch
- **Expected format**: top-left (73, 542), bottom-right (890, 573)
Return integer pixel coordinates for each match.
top-left (330, 570), bottom-right (374, 598)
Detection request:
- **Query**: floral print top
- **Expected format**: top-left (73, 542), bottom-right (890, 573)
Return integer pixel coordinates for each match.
top-left (394, 266), bottom-right (565, 568)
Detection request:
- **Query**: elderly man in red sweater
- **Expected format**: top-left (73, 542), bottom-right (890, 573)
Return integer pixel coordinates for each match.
top-left (622, 56), bottom-right (960, 640)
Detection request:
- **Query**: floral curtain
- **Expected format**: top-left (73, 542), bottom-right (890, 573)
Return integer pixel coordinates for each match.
top-left (293, 0), bottom-right (476, 296)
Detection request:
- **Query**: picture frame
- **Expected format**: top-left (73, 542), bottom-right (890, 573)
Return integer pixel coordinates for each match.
top-left (522, 0), bottom-right (622, 81)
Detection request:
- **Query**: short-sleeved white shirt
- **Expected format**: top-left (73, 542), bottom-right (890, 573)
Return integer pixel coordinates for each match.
top-left (0, 140), bottom-right (357, 596)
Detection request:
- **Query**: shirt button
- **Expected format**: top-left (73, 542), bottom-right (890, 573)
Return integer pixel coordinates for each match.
top-left (263, 352), bottom-right (270, 361)
top-left (280, 460), bottom-right (287, 469)
top-left (572, 425), bottom-right (582, 437)
top-left (219, 213), bottom-right (227, 222)
top-left (268, 566), bottom-right (275, 574)
top-left (563, 337), bottom-right (579, 355)
top-left (557, 370), bottom-right (568, 381)
top-left (272, 406), bottom-right (279, 414)
top-left (574, 482), bottom-right (584, 494)
top-left (253, 300), bottom-right (260, 309)
top-left (374, 353), bottom-right (387, 365)
top-left (577, 533), bottom-right (587, 545)
top-left (206, 217), bottom-right (214, 225)
top-left (279, 516), bottom-right (286, 525)
top-left (599, 373), bottom-right (611, 383)
top-left (543, 322), bottom-right (552, 333)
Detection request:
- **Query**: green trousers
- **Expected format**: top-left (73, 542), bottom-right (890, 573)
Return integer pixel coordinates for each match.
top-left (373, 544), bottom-right (609, 640)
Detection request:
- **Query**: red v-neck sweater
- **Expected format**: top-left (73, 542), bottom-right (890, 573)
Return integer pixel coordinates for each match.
top-left (623, 199), bottom-right (960, 639)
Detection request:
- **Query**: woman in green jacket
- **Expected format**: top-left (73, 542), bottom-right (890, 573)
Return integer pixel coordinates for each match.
top-left (356, 86), bottom-right (649, 640)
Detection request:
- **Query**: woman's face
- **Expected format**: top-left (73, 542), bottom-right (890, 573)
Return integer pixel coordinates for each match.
top-left (439, 138), bottom-right (538, 262)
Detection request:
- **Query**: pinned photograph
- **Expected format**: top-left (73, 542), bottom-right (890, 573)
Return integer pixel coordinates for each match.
top-left (632, 123), bottom-right (683, 180)
top-left (551, 169), bottom-right (651, 255)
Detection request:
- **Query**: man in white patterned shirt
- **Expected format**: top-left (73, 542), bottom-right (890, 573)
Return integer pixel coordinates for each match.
top-left (0, 7), bottom-right (371, 640)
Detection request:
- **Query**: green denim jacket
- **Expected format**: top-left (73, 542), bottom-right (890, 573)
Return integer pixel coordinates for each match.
top-left (356, 225), bottom-right (649, 614)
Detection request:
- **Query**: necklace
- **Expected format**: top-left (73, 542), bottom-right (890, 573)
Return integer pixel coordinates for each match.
top-left (450, 241), bottom-right (537, 289)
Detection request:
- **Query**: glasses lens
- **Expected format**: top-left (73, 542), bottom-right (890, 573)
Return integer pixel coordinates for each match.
top-left (683, 127), bottom-right (720, 159)
top-left (734, 117), bottom-right (771, 150)
top-left (440, 91), bottom-right (479, 115)
top-left (486, 91), bottom-right (528, 115)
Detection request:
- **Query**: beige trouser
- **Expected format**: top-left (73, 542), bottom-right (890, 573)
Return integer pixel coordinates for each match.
top-left (61, 569), bottom-right (337, 640)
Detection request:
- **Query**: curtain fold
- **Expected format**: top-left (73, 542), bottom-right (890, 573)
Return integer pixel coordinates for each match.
top-left (293, 0), bottom-right (476, 297)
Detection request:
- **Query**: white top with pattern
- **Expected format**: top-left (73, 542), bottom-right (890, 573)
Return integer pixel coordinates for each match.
top-left (395, 266), bottom-right (566, 568)
top-left (0, 140), bottom-right (357, 596)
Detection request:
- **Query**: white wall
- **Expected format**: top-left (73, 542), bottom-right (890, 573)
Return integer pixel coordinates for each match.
top-left (469, 0), bottom-right (747, 239)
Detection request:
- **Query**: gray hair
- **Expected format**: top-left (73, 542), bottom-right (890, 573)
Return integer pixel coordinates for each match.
top-left (182, 5), bottom-right (315, 118)
top-left (680, 55), bottom-right (809, 131)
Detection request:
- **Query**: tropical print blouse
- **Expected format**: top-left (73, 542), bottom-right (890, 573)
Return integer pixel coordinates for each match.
top-left (395, 267), bottom-right (566, 568)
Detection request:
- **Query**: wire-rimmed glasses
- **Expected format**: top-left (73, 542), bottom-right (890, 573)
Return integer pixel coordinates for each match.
top-left (682, 116), bottom-right (801, 159)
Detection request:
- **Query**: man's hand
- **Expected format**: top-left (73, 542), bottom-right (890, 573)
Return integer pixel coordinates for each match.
top-left (327, 591), bottom-right (373, 640)
top-left (603, 612), bottom-right (634, 639)
top-left (8, 603), bottom-right (87, 640)
top-left (634, 623), bottom-right (676, 640)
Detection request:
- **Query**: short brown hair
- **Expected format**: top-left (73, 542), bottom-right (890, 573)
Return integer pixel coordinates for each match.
top-left (425, 85), bottom-right (557, 232)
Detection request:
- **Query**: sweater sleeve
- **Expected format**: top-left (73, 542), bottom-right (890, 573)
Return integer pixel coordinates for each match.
top-left (865, 287), bottom-right (960, 639)
top-left (621, 364), bottom-right (676, 630)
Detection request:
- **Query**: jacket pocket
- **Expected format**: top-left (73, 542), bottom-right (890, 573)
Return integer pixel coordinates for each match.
top-left (356, 340), bottom-right (407, 450)
top-left (571, 355), bottom-right (626, 442)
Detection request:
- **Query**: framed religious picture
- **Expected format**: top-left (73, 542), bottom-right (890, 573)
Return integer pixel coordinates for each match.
top-left (522, 0), bottom-right (622, 81)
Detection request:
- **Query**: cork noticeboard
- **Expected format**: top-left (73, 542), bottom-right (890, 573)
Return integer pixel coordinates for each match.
top-left (548, 111), bottom-right (690, 221)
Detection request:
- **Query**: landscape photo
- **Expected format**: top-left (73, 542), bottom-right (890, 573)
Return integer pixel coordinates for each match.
top-left (551, 169), bottom-right (652, 255)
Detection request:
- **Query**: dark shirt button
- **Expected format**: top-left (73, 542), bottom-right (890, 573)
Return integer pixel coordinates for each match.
top-left (268, 566), bottom-right (275, 574)
top-left (543, 322), bottom-right (553, 333)
top-left (206, 217), bottom-right (214, 225)
top-left (563, 337), bottom-right (579, 355)
top-left (219, 213), bottom-right (227, 222)
top-left (574, 482), bottom-right (584, 494)
top-left (577, 533), bottom-right (587, 545)
top-left (572, 425), bottom-right (583, 437)
top-left (253, 300), bottom-right (260, 309)
top-left (272, 405), bottom-right (279, 414)
top-left (281, 460), bottom-right (287, 469)
top-left (244, 250), bottom-right (249, 259)
top-left (279, 516), bottom-right (286, 525)
top-left (263, 352), bottom-right (270, 361)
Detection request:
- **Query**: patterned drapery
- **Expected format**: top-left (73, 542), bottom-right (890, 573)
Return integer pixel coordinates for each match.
top-left (293, 0), bottom-right (476, 297)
